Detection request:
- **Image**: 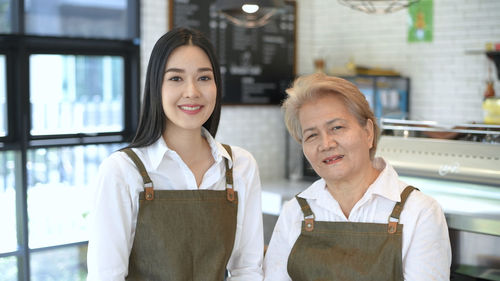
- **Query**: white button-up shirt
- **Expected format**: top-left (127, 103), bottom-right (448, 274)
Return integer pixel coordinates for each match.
top-left (87, 129), bottom-right (264, 280)
top-left (263, 158), bottom-right (451, 281)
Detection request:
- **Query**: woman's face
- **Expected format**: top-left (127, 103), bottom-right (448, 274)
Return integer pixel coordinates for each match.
top-left (161, 45), bottom-right (216, 134)
top-left (299, 94), bottom-right (374, 185)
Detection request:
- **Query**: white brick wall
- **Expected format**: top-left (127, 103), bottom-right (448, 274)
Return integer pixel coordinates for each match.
top-left (141, 0), bottom-right (500, 181)
top-left (297, 0), bottom-right (500, 125)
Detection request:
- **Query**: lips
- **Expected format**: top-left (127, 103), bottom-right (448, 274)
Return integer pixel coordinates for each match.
top-left (322, 155), bottom-right (344, 164)
top-left (178, 104), bottom-right (203, 114)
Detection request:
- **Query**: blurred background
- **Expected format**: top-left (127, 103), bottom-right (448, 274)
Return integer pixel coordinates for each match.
top-left (0, 0), bottom-right (499, 280)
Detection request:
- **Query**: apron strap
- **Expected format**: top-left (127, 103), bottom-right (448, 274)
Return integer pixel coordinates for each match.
top-left (121, 148), bottom-right (155, 201)
top-left (387, 185), bottom-right (419, 234)
top-left (221, 144), bottom-right (236, 202)
top-left (295, 196), bottom-right (315, 232)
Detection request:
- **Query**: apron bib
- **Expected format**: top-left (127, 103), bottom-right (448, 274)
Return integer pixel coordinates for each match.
top-left (122, 144), bottom-right (237, 281)
top-left (287, 186), bottom-right (418, 281)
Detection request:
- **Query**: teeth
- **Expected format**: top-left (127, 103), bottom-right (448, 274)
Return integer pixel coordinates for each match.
top-left (180, 106), bottom-right (201, 111)
top-left (324, 155), bottom-right (343, 163)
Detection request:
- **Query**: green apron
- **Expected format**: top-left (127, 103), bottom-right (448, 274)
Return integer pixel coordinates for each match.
top-left (287, 186), bottom-right (418, 281)
top-left (121, 144), bottom-right (237, 281)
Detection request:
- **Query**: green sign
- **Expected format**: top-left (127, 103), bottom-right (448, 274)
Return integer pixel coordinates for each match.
top-left (408, 0), bottom-right (433, 42)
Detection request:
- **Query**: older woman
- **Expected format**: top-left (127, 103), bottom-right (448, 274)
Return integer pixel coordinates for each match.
top-left (263, 73), bottom-right (451, 281)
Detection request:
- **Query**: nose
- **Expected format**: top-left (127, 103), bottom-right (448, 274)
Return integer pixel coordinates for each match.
top-left (183, 79), bottom-right (201, 98)
top-left (318, 133), bottom-right (336, 151)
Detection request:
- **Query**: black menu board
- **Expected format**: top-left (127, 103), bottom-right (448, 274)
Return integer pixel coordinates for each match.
top-left (169, 0), bottom-right (296, 104)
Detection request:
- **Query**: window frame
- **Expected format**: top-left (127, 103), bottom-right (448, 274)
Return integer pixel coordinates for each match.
top-left (0, 0), bottom-right (140, 279)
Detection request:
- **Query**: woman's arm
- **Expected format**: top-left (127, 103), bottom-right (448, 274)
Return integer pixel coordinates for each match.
top-left (87, 153), bottom-right (138, 281)
top-left (226, 148), bottom-right (264, 281)
top-left (263, 200), bottom-right (301, 281)
top-left (402, 196), bottom-right (452, 281)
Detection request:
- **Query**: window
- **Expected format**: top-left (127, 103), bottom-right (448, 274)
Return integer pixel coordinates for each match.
top-left (0, 1), bottom-right (139, 280)
top-left (29, 55), bottom-right (124, 135)
top-left (25, 0), bottom-right (132, 39)
top-left (0, 0), bottom-right (10, 33)
top-left (0, 55), bottom-right (6, 136)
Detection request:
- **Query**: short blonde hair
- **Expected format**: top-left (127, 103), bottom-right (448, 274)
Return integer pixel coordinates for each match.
top-left (282, 73), bottom-right (380, 159)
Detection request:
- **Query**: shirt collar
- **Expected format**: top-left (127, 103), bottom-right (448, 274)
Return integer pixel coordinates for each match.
top-left (298, 157), bottom-right (402, 203)
top-left (366, 157), bottom-right (402, 202)
top-left (146, 127), bottom-right (232, 170)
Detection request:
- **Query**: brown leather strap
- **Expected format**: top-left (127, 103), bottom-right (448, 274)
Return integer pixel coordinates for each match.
top-left (296, 196), bottom-right (315, 232)
top-left (388, 185), bottom-right (419, 233)
top-left (121, 148), bottom-right (154, 201)
top-left (221, 144), bottom-right (235, 202)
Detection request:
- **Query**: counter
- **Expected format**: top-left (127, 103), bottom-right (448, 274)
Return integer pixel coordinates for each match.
top-left (262, 176), bottom-right (500, 237)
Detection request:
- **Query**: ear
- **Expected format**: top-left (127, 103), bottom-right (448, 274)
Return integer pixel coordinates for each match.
top-left (364, 119), bottom-right (374, 149)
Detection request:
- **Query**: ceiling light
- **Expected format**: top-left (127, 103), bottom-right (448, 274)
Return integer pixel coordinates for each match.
top-left (215, 0), bottom-right (285, 28)
top-left (338, 0), bottom-right (420, 14)
top-left (242, 4), bottom-right (260, 14)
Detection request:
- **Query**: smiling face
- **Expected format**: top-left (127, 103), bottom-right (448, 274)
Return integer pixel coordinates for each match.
top-left (161, 45), bottom-right (217, 135)
top-left (300, 93), bottom-right (374, 186)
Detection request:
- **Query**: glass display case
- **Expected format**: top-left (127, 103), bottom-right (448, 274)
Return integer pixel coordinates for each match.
top-left (343, 75), bottom-right (410, 120)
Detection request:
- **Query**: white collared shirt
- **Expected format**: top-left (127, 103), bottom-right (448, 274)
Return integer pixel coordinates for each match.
top-left (87, 128), bottom-right (264, 281)
top-left (263, 158), bottom-right (451, 281)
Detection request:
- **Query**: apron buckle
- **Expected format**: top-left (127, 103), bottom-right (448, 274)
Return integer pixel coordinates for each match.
top-left (305, 215), bottom-right (315, 232)
top-left (226, 184), bottom-right (235, 202)
top-left (145, 182), bottom-right (154, 201)
top-left (388, 217), bottom-right (398, 234)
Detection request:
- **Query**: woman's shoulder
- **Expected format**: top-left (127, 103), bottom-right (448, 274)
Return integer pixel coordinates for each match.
top-left (220, 143), bottom-right (258, 167)
top-left (401, 184), bottom-right (445, 220)
top-left (98, 148), bottom-right (141, 176)
top-left (281, 181), bottom-right (320, 219)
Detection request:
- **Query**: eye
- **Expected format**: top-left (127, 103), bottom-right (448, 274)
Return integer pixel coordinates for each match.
top-left (168, 76), bottom-right (182, 82)
top-left (331, 126), bottom-right (343, 131)
top-left (304, 133), bottom-right (317, 142)
top-left (199, 75), bottom-right (212, 81)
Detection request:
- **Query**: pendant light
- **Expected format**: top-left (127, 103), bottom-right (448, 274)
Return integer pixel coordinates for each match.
top-left (338, 0), bottom-right (419, 14)
top-left (215, 0), bottom-right (285, 28)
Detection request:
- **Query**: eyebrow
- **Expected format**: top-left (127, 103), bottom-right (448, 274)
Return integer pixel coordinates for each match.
top-left (302, 118), bottom-right (342, 135)
top-left (165, 67), bottom-right (213, 73)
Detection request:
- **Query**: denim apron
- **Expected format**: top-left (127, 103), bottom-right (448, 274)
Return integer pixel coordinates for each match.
top-left (122, 144), bottom-right (237, 281)
top-left (287, 186), bottom-right (418, 281)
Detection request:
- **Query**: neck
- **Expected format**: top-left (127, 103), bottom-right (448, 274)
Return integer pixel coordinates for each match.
top-left (163, 126), bottom-right (206, 160)
top-left (326, 162), bottom-right (380, 218)
top-left (163, 125), bottom-right (215, 188)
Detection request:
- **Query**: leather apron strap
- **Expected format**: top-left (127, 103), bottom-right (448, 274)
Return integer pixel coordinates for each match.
top-left (121, 145), bottom-right (238, 281)
top-left (121, 148), bottom-right (155, 200)
top-left (388, 185), bottom-right (418, 233)
top-left (288, 186), bottom-right (418, 281)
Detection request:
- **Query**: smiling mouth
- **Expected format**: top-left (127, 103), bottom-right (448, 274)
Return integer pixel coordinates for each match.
top-left (179, 105), bottom-right (202, 111)
top-left (323, 155), bottom-right (344, 164)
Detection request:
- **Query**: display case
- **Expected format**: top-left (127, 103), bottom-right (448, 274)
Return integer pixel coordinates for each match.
top-left (343, 75), bottom-right (410, 120)
top-left (377, 119), bottom-right (500, 281)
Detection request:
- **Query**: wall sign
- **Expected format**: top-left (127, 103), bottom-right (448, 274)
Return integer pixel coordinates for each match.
top-left (169, 0), bottom-right (296, 105)
top-left (408, 0), bottom-right (433, 42)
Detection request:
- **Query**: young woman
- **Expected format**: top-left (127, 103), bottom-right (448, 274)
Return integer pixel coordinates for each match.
top-left (87, 27), bottom-right (264, 281)
top-left (263, 73), bottom-right (451, 281)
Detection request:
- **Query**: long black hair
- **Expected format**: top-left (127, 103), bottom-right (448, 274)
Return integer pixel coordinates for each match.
top-left (127, 27), bottom-right (222, 148)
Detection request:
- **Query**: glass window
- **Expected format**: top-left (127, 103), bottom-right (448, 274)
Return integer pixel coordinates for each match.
top-left (0, 256), bottom-right (18, 281)
top-left (29, 54), bottom-right (124, 136)
top-left (30, 245), bottom-right (87, 280)
top-left (0, 151), bottom-right (17, 255)
top-left (27, 143), bottom-right (122, 249)
top-left (0, 55), bottom-right (6, 136)
top-left (24, 0), bottom-right (133, 39)
top-left (0, 0), bottom-right (11, 33)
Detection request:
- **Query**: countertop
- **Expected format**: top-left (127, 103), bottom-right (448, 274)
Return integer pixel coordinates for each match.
top-left (261, 176), bottom-right (500, 237)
